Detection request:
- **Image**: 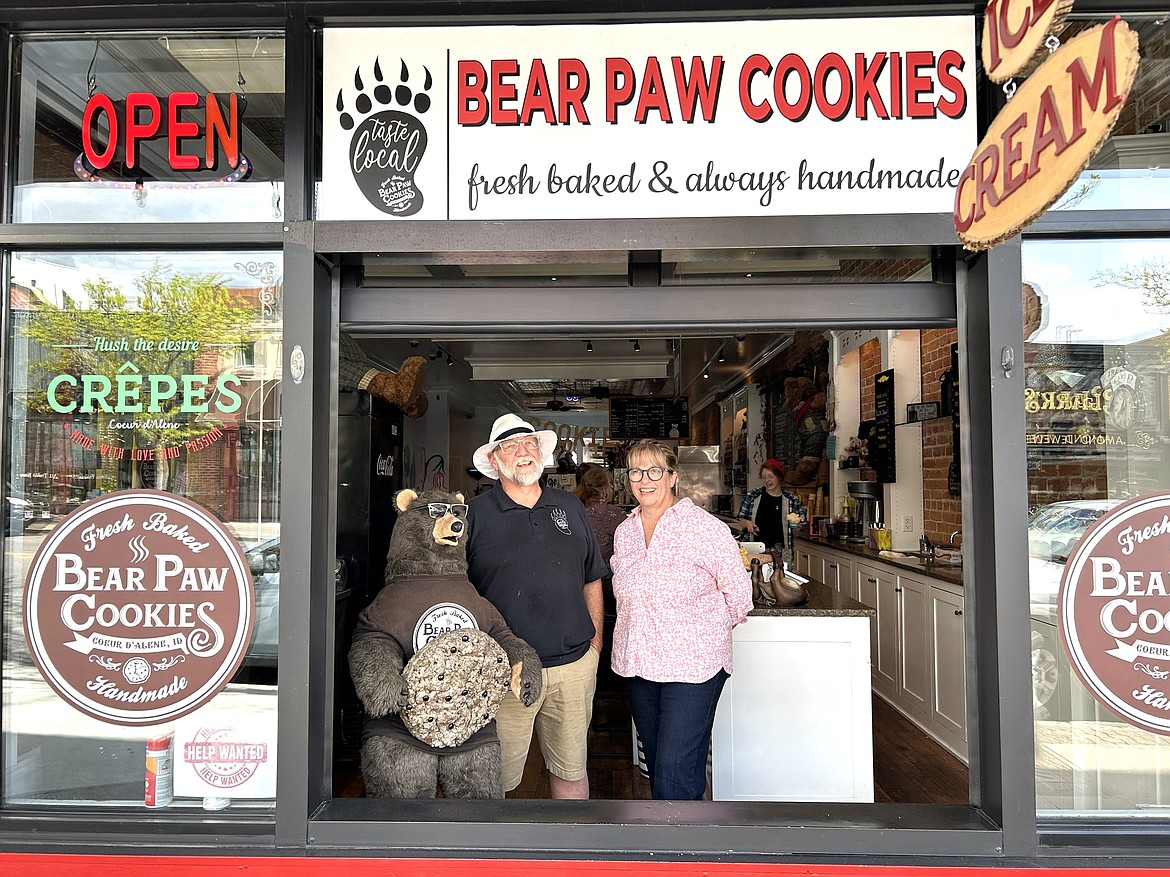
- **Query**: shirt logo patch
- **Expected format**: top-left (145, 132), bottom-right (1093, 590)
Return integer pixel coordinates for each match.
top-left (412, 603), bottom-right (480, 652)
top-left (550, 508), bottom-right (572, 535)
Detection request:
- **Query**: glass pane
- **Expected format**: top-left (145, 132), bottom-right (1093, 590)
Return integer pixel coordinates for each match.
top-left (4, 251), bottom-right (282, 809)
top-left (1053, 15), bottom-right (1170, 212)
top-left (13, 36), bottom-right (284, 223)
top-left (1024, 239), bottom-right (1170, 816)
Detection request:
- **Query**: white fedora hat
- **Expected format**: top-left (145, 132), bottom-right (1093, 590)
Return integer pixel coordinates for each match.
top-left (472, 413), bottom-right (557, 480)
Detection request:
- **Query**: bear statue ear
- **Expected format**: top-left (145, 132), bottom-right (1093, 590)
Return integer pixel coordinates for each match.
top-left (454, 492), bottom-right (465, 503)
top-left (394, 489), bottom-right (418, 513)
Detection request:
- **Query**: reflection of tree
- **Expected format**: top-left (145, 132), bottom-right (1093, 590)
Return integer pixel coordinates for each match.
top-left (20, 261), bottom-right (254, 489)
top-left (1054, 172), bottom-right (1101, 210)
top-left (1093, 259), bottom-right (1170, 313)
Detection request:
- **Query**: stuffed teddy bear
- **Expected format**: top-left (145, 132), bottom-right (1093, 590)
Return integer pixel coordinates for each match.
top-left (348, 487), bottom-right (542, 798)
top-left (339, 331), bottom-right (429, 419)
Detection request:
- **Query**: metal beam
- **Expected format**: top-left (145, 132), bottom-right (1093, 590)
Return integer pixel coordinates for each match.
top-left (341, 282), bottom-right (957, 334)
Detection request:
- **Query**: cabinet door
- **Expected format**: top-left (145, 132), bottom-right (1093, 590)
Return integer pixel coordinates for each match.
top-left (897, 575), bottom-right (931, 722)
top-left (854, 563), bottom-right (887, 695)
top-left (930, 586), bottom-right (968, 744)
top-left (823, 553), bottom-right (849, 594)
top-left (796, 546), bottom-right (815, 579)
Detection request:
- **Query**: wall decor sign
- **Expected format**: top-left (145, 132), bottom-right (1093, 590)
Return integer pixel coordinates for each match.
top-left (23, 490), bottom-right (254, 726)
top-left (1059, 492), bottom-right (1170, 735)
top-left (320, 17), bottom-right (977, 221)
top-left (954, 16), bottom-right (1140, 250)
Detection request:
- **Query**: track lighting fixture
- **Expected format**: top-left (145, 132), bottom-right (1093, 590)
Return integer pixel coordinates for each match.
top-left (703, 367), bottom-right (710, 379)
top-left (586, 340), bottom-right (593, 352)
top-left (446, 355), bottom-right (454, 366)
top-left (717, 348), bottom-right (725, 363)
top-left (633, 340), bottom-right (641, 352)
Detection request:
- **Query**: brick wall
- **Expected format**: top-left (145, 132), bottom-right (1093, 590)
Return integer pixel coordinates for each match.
top-left (859, 338), bottom-right (881, 421)
top-left (690, 403), bottom-right (719, 445)
top-left (920, 330), bottom-right (962, 544)
top-left (1027, 456), bottom-right (1110, 509)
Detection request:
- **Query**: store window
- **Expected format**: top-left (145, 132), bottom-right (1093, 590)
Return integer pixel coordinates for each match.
top-left (1052, 15), bottom-right (1170, 212)
top-left (13, 36), bottom-right (284, 224)
top-left (3, 251), bottom-right (282, 808)
top-left (1024, 238), bottom-right (1170, 816)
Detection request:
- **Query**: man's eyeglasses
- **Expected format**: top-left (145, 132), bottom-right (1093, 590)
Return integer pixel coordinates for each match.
top-left (495, 436), bottom-right (541, 455)
top-left (410, 502), bottom-right (469, 518)
top-left (628, 467), bottom-right (672, 482)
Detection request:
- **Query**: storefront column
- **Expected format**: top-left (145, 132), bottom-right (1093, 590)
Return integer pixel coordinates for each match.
top-left (959, 241), bottom-right (1038, 855)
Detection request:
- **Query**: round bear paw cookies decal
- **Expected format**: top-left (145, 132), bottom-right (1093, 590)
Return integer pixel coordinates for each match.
top-left (402, 629), bottom-right (510, 748)
top-left (22, 490), bottom-right (254, 726)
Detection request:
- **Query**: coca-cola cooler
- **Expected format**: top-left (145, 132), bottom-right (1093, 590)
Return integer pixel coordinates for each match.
top-left (334, 390), bottom-right (404, 763)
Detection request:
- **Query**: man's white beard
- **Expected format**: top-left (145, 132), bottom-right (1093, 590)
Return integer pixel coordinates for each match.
top-left (498, 456), bottom-right (542, 486)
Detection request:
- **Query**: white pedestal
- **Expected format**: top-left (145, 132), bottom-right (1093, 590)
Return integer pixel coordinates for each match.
top-left (712, 614), bottom-right (874, 802)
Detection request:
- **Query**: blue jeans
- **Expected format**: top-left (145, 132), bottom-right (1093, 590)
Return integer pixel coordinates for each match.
top-left (626, 670), bottom-right (728, 800)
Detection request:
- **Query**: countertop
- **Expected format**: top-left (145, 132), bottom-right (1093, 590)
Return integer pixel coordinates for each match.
top-left (747, 578), bottom-right (875, 618)
top-left (796, 534), bottom-right (964, 587)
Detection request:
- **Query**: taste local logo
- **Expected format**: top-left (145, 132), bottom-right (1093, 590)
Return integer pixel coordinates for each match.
top-left (1060, 492), bottom-right (1170, 735)
top-left (22, 490), bottom-right (254, 726)
top-left (337, 57), bottom-right (432, 216)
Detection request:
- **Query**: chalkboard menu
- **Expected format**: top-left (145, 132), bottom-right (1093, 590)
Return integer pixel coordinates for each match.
top-left (609, 397), bottom-right (690, 440)
top-left (871, 369), bottom-right (896, 483)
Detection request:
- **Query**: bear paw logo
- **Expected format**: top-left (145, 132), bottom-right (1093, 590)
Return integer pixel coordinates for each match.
top-left (338, 58), bottom-right (432, 216)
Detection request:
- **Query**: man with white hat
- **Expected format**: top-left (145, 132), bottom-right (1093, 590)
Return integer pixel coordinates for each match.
top-left (466, 413), bottom-right (607, 799)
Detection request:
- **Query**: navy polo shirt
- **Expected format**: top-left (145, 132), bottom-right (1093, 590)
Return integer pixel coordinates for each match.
top-left (466, 484), bottom-right (607, 667)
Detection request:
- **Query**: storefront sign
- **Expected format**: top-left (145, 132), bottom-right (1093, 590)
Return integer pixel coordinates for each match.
top-left (23, 490), bottom-right (254, 726)
top-left (954, 17), bottom-right (1140, 250)
top-left (982, 0), bottom-right (1075, 82)
top-left (1060, 492), bottom-right (1170, 735)
top-left (320, 18), bottom-right (977, 220)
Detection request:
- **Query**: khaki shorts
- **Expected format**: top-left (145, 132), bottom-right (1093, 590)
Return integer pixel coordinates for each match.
top-left (496, 646), bottom-right (599, 792)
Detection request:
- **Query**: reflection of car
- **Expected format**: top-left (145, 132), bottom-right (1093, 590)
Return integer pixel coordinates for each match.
top-left (4, 495), bottom-right (35, 534)
top-left (1029, 499), bottom-right (1122, 722)
top-left (240, 537), bottom-right (347, 670)
top-left (244, 537), bottom-right (281, 668)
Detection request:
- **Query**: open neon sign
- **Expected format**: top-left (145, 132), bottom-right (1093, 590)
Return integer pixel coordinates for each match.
top-left (79, 91), bottom-right (251, 194)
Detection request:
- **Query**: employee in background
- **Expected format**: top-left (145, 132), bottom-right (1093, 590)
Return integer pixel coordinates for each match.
top-left (575, 466), bottom-right (627, 615)
top-left (736, 459), bottom-right (806, 554)
top-left (610, 440), bottom-right (752, 800)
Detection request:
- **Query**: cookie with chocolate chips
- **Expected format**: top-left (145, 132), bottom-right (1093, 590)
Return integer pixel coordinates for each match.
top-left (401, 629), bottom-right (511, 748)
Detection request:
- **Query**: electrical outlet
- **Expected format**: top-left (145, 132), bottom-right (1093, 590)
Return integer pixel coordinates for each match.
top-left (902, 515), bottom-right (913, 532)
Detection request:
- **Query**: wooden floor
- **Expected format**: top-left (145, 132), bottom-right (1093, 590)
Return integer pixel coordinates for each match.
top-left (337, 673), bottom-right (969, 804)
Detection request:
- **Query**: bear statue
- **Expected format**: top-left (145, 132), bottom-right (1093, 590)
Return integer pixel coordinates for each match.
top-left (348, 487), bottom-right (542, 798)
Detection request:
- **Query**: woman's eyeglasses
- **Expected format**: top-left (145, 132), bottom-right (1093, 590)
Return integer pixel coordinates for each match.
top-left (495, 437), bottom-right (541, 455)
top-left (627, 467), bottom-right (672, 482)
top-left (410, 502), bottom-right (469, 518)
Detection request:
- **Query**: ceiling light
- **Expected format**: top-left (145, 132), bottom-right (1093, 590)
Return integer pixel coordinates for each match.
top-left (703, 367), bottom-right (710, 379)
top-left (633, 340), bottom-right (641, 352)
top-left (717, 348), bottom-right (725, 363)
top-left (446, 355), bottom-right (454, 366)
top-left (586, 340), bottom-right (593, 352)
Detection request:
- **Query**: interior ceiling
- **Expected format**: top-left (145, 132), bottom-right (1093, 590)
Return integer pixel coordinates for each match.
top-left (346, 246), bottom-right (928, 415)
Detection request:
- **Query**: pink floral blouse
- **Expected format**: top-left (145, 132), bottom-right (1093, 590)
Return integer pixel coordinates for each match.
top-left (610, 498), bottom-right (753, 683)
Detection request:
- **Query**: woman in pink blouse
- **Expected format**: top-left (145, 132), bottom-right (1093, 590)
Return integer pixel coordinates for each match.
top-left (610, 440), bottom-right (753, 800)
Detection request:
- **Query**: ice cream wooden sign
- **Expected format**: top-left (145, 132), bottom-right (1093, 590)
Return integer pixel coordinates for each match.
top-left (955, 16), bottom-right (1139, 250)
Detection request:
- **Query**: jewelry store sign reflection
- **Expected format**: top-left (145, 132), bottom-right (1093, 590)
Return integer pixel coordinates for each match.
top-left (23, 490), bottom-right (254, 726)
top-left (1060, 492), bottom-right (1170, 735)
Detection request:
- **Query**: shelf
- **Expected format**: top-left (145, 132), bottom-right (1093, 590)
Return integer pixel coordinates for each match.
top-left (896, 415), bottom-right (951, 426)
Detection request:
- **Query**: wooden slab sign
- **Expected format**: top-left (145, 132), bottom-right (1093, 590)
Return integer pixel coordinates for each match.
top-left (955, 17), bottom-right (1139, 251)
top-left (982, 0), bottom-right (1076, 83)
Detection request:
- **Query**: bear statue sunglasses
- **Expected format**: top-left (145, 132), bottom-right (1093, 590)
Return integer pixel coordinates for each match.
top-left (408, 502), bottom-right (469, 518)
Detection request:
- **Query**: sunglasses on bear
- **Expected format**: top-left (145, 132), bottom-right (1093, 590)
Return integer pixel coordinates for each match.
top-left (410, 502), bottom-right (469, 518)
